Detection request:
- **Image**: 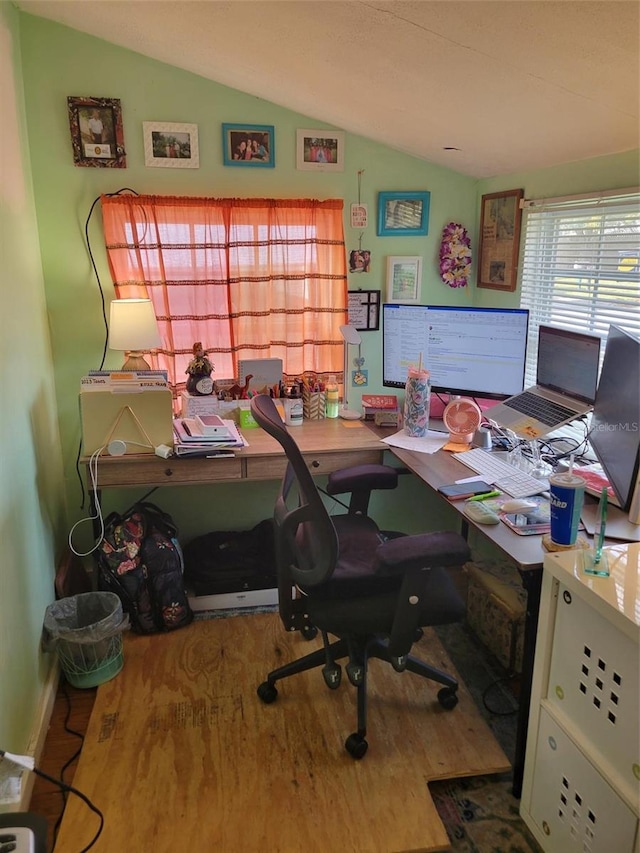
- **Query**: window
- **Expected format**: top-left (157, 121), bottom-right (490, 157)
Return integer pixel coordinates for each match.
top-left (101, 195), bottom-right (348, 393)
top-left (519, 189), bottom-right (640, 384)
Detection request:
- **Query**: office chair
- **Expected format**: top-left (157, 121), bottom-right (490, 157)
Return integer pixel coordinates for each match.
top-left (250, 394), bottom-right (471, 758)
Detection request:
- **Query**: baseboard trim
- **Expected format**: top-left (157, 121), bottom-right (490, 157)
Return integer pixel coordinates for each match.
top-left (21, 658), bottom-right (60, 810)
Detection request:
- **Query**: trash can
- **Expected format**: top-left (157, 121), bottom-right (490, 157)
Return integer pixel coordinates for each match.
top-left (42, 592), bottom-right (129, 688)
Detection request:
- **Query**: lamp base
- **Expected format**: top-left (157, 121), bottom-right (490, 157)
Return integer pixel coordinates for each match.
top-left (122, 352), bottom-right (152, 370)
top-left (339, 406), bottom-right (362, 421)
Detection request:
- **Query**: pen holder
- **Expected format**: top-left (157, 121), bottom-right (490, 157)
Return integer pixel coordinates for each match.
top-left (303, 388), bottom-right (326, 419)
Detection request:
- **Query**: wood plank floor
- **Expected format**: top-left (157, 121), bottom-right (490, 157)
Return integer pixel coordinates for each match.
top-left (35, 613), bottom-right (510, 853)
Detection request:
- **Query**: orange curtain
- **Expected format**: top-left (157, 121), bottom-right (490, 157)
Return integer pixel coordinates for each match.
top-left (101, 194), bottom-right (347, 393)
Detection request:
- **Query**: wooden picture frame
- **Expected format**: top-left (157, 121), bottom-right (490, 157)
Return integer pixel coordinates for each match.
top-left (385, 256), bottom-right (422, 303)
top-left (477, 188), bottom-right (524, 291)
top-left (67, 96), bottom-right (126, 167)
top-left (143, 122), bottom-right (199, 168)
top-left (377, 191), bottom-right (430, 236)
top-left (296, 129), bottom-right (345, 171)
top-left (347, 290), bottom-right (380, 331)
top-left (221, 124), bottom-right (275, 167)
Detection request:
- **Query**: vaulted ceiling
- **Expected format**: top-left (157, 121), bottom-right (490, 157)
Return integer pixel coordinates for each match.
top-left (16, 0), bottom-right (640, 178)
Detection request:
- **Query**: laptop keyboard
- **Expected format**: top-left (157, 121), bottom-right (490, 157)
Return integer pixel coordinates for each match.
top-left (506, 390), bottom-right (576, 426)
top-left (453, 448), bottom-right (548, 498)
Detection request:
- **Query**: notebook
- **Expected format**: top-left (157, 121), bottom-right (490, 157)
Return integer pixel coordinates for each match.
top-left (485, 325), bottom-right (601, 439)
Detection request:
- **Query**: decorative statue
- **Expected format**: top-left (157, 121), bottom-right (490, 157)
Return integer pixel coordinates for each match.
top-left (185, 342), bottom-right (214, 396)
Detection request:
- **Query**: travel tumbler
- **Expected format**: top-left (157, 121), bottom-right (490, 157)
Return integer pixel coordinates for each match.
top-left (549, 472), bottom-right (586, 545)
top-left (404, 366), bottom-right (431, 437)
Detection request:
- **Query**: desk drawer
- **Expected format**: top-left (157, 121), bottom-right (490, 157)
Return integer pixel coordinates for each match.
top-left (96, 456), bottom-right (243, 488)
top-left (246, 449), bottom-right (383, 481)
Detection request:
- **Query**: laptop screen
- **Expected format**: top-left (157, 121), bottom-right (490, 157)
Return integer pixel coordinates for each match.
top-left (536, 325), bottom-right (601, 404)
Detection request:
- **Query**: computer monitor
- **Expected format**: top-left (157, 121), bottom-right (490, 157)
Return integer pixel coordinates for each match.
top-left (589, 325), bottom-right (640, 513)
top-left (382, 304), bottom-right (529, 400)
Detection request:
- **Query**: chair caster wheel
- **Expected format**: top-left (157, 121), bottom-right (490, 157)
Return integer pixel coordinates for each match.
top-left (437, 686), bottom-right (458, 710)
top-left (257, 681), bottom-right (278, 704)
top-left (345, 732), bottom-right (368, 759)
top-left (301, 624), bottom-right (318, 640)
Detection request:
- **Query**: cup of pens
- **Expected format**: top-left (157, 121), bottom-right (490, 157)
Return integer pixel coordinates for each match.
top-left (404, 356), bottom-right (430, 437)
top-left (583, 486), bottom-right (610, 576)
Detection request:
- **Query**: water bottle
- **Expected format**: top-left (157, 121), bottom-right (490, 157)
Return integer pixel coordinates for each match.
top-left (404, 366), bottom-right (430, 436)
top-left (326, 375), bottom-right (339, 418)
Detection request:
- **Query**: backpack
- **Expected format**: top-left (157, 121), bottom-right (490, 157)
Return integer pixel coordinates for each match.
top-left (96, 501), bottom-right (193, 634)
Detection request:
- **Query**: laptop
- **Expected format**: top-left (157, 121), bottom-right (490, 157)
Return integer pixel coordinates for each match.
top-left (485, 325), bottom-right (601, 439)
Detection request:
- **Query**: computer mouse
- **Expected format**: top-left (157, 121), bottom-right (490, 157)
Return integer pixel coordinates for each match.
top-left (501, 499), bottom-right (538, 513)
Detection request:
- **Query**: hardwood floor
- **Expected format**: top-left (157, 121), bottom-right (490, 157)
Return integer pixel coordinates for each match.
top-left (30, 681), bottom-right (96, 852)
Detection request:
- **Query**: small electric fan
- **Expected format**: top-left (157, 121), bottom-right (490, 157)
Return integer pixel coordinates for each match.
top-left (442, 398), bottom-right (482, 444)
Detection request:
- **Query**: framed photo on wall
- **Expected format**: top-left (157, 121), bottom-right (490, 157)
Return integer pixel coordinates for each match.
top-left (385, 256), bottom-right (422, 303)
top-left (222, 124), bottom-right (275, 167)
top-left (143, 122), bottom-right (199, 168)
top-left (477, 188), bottom-right (524, 291)
top-left (347, 289), bottom-right (380, 331)
top-left (377, 191), bottom-right (430, 236)
top-left (296, 129), bottom-right (345, 171)
top-left (67, 96), bottom-right (126, 167)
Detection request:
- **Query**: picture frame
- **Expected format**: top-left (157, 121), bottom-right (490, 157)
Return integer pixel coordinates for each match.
top-left (296, 129), bottom-right (345, 171)
top-left (67, 96), bottom-right (126, 168)
top-left (385, 256), bottom-right (422, 303)
top-left (347, 290), bottom-right (380, 331)
top-left (143, 122), bottom-right (199, 168)
top-left (477, 188), bottom-right (524, 291)
top-left (221, 124), bottom-right (275, 167)
top-left (377, 191), bottom-right (430, 236)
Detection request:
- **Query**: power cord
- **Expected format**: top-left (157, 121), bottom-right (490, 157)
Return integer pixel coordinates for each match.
top-left (0, 748), bottom-right (104, 853)
top-left (76, 188), bottom-right (139, 511)
top-left (68, 447), bottom-right (106, 557)
top-left (51, 680), bottom-right (86, 848)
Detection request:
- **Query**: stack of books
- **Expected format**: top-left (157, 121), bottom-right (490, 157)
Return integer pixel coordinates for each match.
top-left (80, 369), bottom-right (169, 392)
top-left (361, 394), bottom-right (399, 424)
top-left (173, 415), bottom-right (247, 457)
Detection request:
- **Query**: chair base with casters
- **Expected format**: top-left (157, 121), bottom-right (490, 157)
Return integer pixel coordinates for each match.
top-left (251, 393), bottom-right (471, 759)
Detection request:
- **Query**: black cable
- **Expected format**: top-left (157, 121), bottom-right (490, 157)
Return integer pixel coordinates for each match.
top-left (76, 188), bottom-right (139, 510)
top-left (481, 675), bottom-right (519, 716)
top-left (52, 679), bottom-right (86, 848)
top-left (0, 748), bottom-right (103, 853)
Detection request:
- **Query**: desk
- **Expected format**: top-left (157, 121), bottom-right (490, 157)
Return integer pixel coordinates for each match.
top-left (83, 420), bottom-right (588, 798)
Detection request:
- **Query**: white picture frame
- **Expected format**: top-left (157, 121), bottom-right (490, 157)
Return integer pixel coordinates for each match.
top-left (385, 256), bottom-right (422, 304)
top-left (296, 129), bottom-right (345, 171)
top-left (143, 121), bottom-right (199, 168)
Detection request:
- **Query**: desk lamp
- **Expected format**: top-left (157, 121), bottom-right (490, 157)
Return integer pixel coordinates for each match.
top-left (338, 324), bottom-right (363, 420)
top-left (108, 298), bottom-right (161, 370)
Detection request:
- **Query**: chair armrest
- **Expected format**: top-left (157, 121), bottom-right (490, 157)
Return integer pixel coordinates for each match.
top-left (326, 464), bottom-right (398, 496)
top-left (373, 531), bottom-right (470, 576)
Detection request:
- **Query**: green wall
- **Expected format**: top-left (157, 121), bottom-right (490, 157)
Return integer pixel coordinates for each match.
top-left (0, 2), bottom-right (65, 757)
top-left (18, 12), bottom-right (478, 549)
top-left (2, 7), bottom-right (638, 761)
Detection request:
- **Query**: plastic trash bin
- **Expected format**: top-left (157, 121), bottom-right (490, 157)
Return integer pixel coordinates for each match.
top-left (42, 592), bottom-right (129, 688)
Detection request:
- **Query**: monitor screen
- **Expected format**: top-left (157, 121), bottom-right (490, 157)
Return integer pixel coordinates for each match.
top-left (382, 304), bottom-right (529, 399)
top-left (589, 325), bottom-right (640, 511)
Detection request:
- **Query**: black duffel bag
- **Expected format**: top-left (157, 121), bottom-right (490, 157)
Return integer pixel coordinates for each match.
top-left (183, 519), bottom-right (277, 596)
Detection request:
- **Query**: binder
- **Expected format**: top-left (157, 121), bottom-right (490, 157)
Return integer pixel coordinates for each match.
top-left (80, 388), bottom-right (173, 455)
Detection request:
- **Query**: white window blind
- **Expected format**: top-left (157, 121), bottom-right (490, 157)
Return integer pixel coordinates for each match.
top-left (519, 189), bottom-right (640, 385)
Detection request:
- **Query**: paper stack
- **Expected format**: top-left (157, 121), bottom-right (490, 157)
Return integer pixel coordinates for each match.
top-left (81, 370), bottom-right (169, 392)
top-left (173, 417), bottom-right (247, 457)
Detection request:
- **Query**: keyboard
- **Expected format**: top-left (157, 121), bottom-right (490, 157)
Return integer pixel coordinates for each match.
top-left (453, 447), bottom-right (549, 498)
top-left (506, 391), bottom-right (576, 427)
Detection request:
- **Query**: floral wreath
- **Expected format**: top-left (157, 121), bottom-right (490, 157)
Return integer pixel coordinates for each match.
top-left (439, 222), bottom-right (472, 288)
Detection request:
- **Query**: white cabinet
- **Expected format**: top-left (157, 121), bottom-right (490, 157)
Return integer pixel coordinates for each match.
top-left (520, 543), bottom-right (640, 853)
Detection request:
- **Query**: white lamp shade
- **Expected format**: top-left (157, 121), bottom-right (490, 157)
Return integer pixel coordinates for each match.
top-left (108, 299), bottom-right (161, 352)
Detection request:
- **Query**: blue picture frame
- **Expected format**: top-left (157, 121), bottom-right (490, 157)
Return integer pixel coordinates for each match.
top-left (377, 191), bottom-right (430, 236)
top-left (221, 123), bottom-right (275, 167)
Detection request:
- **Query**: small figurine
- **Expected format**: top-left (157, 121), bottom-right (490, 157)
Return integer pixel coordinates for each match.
top-left (185, 342), bottom-right (214, 396)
